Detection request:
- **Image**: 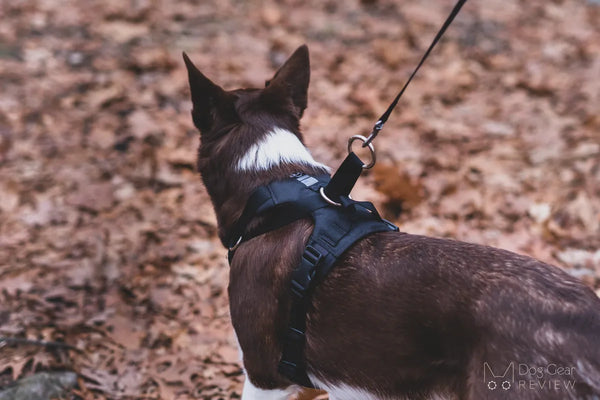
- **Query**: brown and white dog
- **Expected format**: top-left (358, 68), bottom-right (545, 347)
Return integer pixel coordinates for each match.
top-left (183, 45), bottom-right (600, 400)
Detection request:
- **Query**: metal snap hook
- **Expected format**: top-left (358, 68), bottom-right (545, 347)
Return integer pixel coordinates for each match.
top-left (347, 135), bottom-right (376, 169)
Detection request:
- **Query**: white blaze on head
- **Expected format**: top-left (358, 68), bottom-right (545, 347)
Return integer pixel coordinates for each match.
top-left (235, 127), bottom-right (330, 172)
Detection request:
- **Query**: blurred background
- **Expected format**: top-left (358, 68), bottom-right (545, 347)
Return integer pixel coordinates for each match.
top-left (0, 0), bottom-right (598, 398)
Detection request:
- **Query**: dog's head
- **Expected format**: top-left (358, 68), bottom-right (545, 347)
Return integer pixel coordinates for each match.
top-left (184, 45), bottom-right (329, 236)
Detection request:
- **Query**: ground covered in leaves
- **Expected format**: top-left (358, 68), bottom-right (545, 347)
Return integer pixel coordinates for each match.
top-left (0, 0), bottom-right (599, 398)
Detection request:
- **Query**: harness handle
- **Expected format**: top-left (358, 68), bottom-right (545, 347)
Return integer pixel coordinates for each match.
top-left (322, 152), bottom-right (364, 203)
top-left (362, 0), bottom-right (468, 148)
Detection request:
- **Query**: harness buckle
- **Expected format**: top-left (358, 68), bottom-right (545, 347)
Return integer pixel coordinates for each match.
top-left (278, 327), bottom-right (313, 387)
top-left (284, 327), bottom-right (305, 343)
top-left (291, 279), bottom-right (310, 298)
top-left (290, 246), bottom-right (322, 298)
top-left (278, 360), bottom-right (299, 379)
top-left (303, 245), bottom-right (322, 266)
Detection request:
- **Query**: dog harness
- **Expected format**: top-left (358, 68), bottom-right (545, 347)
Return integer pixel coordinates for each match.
top-left (224, 154), bottom-right (398, 388)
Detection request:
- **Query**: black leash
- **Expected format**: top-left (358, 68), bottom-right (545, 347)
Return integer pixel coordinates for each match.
top-left (362, 0), bottom-right (468, 148)
top-left (323, 0), bottom-right (468, 222)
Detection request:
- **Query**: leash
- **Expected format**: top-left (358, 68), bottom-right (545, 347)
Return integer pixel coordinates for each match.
top-left (321, 0), bottom-right (468, 206)
top-left (362, 0), bottom-right (468, 148)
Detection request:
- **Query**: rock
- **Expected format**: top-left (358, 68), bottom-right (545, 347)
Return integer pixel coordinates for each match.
top-left (0, 372), bottom-right (77, 400)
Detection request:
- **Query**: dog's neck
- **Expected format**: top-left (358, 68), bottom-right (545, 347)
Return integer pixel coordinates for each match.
top-left (198, 126), bottom-right (330, 243)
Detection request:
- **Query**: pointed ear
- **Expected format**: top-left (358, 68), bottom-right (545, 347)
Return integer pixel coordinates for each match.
top-left (183, 52), bottom-right (228, 132)
top-left (263, 45), bottom-right (310, 117)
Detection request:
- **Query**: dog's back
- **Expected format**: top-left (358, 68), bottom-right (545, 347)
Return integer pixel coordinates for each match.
top-left (231, 225), bottom-right (600, 399)
top-left (306, 232), bottom-right (600, 399)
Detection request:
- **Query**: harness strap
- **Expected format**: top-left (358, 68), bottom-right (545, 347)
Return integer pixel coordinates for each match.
top-left (222, 186), bottom-right (272, 249)
top-left (278, 193), bottom-right (397, 387)
top-left (223, 174), bottom-right (330, 250)
top-left (278, 243), bottom-right (323, 388)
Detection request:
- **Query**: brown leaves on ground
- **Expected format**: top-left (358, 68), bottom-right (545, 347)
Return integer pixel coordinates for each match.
top-left (0, 0), bottom-right (599, 399)
top-left (372, 162), bottom-right (424, 215)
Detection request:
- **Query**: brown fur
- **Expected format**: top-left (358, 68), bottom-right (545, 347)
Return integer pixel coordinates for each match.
top-left (184, 46), bottom-right (600, 399)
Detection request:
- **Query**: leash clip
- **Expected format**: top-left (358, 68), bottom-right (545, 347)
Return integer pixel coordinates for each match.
top-left (347, 135), bottom-right (376, 169)
top-left (362, 120), bottom-right (383, 148)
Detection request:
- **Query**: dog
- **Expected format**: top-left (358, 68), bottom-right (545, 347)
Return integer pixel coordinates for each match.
top-left (183, 45), bottom-right (600, 400)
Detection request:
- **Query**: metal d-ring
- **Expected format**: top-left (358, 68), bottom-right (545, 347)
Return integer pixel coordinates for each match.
top-left (319, 187), bottom-right (342, 207)
top-left (229, 236), bottom-right (243, 252)
top-left (347, 135), bottom-right (376, 169)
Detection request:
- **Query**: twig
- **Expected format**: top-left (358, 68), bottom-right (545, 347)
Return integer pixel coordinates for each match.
top-left (0, 336), bottom-right (82, 353)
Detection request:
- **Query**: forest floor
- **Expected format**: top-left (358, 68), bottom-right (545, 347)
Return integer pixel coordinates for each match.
top-left (0, 0), bottom-right (599, 398)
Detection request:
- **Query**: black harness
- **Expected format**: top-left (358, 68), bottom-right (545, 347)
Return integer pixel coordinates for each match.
top-left (224, 156), bottom-right (398, 388)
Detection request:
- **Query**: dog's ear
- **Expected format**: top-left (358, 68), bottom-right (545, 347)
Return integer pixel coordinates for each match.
top-left (183, 52), bottom-right (229, 132)
top-left (263, 45), bottom-right (310, 117)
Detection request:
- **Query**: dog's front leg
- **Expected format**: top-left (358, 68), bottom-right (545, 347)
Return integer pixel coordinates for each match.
top-left (241, 377), bottom-right (297, 400)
